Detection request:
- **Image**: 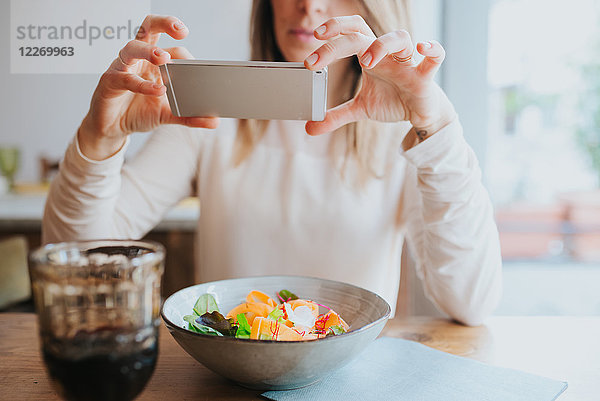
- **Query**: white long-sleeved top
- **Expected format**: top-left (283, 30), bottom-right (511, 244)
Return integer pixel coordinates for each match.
top-left (43, 118), bottom-right (502, 326)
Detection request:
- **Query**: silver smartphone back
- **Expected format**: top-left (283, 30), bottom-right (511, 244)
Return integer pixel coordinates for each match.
top-left (159, 60), bottom-right (328, 121)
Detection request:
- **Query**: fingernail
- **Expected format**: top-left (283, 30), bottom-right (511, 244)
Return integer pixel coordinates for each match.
top-left (306, 53), bottom-right (319, 65)
top-left (422, 41), bottom-right (432, 48)
top-left (153, 83), bottom-right (163, 90)
top-left (154, 48), bottom-right (166, 57)
top-left (361, 52), bottom-right (372, 67)
top-left (315, 25), bottom-right (326, 35)
top-left (173, 21), bottom-right (186, 30)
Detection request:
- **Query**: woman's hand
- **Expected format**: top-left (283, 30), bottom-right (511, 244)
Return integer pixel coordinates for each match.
top-left (78, 15), bottom-right (220, 160)
top-left (303, 15), bottom-right (456, 138)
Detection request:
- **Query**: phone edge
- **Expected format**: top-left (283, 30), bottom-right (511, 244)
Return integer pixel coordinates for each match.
top-left (311, 67), bottom-right (328, 121)
top-left (159, 64), bottom-right (182, 117)
top-left (167, 59), bottom-right (306, 69)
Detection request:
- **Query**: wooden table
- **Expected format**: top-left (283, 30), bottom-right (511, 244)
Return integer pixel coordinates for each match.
top-left (1, 314), bottom-right (598, 400)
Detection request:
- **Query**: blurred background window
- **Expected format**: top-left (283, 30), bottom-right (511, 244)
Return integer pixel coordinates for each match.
top-left (486, 0), bottom-right (600, 315)
top-left (406, 0), bottom-right (600, 318)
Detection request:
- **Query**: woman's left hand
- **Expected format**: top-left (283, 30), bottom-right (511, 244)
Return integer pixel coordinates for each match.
top-left (304, 15), bottom-right (456, 138)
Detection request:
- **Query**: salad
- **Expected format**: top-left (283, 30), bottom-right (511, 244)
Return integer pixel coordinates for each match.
top-left (183, 289), bottom-right (349, 341)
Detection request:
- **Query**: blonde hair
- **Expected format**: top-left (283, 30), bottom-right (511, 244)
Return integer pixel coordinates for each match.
top-left (234, 0), bottom-right (413, 184)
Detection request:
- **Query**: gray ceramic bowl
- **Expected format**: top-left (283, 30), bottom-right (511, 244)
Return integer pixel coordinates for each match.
top-left (161, 275), bottom-right (390, 390)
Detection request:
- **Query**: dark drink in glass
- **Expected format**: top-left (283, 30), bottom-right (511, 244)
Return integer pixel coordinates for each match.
top-left (42, 326), bottom-right (158, 401)
top-left (30, 241), bottom-right (165, 401)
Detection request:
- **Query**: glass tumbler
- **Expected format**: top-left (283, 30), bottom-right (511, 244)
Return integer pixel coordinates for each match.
top-left (29, 240), bottom-right (165, 401)
top-left (0, 147), bottom-right (20, 191)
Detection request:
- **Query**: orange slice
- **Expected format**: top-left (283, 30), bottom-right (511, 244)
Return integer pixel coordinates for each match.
top-left (226, 302), bottom-right (274, 325)
top-left (245, 291), bottom-right (277, 307)
top-left (250, 317), bottom-right (309, 341)
top-left (287, 299), bottom-right (319, 318)
top-left (320, 310), bottom-right (350, 332)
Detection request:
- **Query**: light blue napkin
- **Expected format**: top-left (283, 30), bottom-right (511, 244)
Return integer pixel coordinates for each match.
top-left (262, 337), bottom-right (568, 401)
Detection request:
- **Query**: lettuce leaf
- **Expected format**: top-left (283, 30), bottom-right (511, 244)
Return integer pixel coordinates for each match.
top-left (326, 324), bottom-right (347, 336)
top-left (193, 294), bottom-right (219, 316)
top-left (197, 311), bottom-right (237, 337)
top-left (277, 289), bottom-right (298, 303)
top-left (267, 307), bottom-right (284, 322)
top-left (183, 314), bottom-right (223, 336)
top-left (235, 313), bottom-right (252, 339)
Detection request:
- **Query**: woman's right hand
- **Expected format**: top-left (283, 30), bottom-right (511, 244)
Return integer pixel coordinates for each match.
top-left (78, 15), bottom-right (220, 161)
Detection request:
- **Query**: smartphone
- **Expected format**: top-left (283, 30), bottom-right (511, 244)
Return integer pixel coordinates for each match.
top-left (159, 60), bottom-right (328, 121)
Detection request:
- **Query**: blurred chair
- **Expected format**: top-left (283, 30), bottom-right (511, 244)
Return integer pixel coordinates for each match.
top-left (0, 236), bottom-right (31, 310)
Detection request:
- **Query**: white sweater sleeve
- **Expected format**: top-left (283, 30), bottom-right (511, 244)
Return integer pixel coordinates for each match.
top-left (42, 125), bottom-right (201, 244)
top-left (400, 118), bottom-right (503, 326)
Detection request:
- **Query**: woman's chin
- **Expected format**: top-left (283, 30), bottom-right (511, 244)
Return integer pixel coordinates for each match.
top-left (281, 46), bottom-right (319, 63)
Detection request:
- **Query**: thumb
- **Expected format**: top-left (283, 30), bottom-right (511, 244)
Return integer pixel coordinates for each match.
top-left (167, 115), bottom-right (221, 129)
top-left (305, 98), bottom-right (365, 136)
top-left (159, 103), bottom-right (220, 129)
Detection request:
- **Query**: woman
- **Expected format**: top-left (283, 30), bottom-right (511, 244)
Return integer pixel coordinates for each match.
top-left (43, 0), bottom-right (502, 326)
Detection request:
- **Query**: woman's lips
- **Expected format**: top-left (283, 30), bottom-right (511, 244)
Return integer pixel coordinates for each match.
top-left (289, 28), bottom-right (316, 43)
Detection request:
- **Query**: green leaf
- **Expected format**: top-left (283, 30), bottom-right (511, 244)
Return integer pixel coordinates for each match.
top-left (326, 325), bottom-right (347, 336)
top-left (183, 315), bottom-right (223, 336)
top-left (184, 315), bottom-right (201, 333)
top-left (193, 294), bottom-right (219, 316)
top-left (267, 307), bottom-right (284, 322)
top-left (235, 313), bottom-right (252, 338)
top-left (197, 311), bottom-right (237, 337)
top-left (277, 289), bottom-right (298, 303)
